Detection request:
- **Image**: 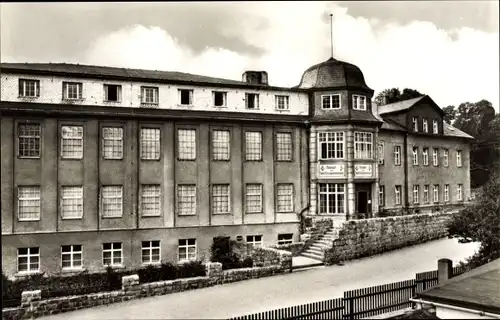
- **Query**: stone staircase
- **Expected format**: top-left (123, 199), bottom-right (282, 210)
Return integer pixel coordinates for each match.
top-left (300, 227), bottom-right (340, 261)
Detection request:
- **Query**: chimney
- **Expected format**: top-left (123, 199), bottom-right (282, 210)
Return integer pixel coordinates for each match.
top-left (242, 71), bottom-right (268, 85)
top-left (437, 258), bottom-right (453, 284)
top-left (381, 94), bottom-right (388, 106)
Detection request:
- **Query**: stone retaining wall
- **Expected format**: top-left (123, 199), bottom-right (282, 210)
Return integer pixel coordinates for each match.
top-left (324, 212), bottom-right (453, 265)
top-left (2, 248), bottom-right (292, 320)
top-left (271, 242), bottom-right (305, 256)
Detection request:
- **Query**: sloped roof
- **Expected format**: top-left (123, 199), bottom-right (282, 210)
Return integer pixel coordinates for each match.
top-left (377, 96), bottom-right (426, 115)
top-left (381, 118), bottom-right (407, 131)
top-left (0, 62), bottom-right (297, 91)
top-left (417, 258), bottom-right (500, 315)
top-left (443, 122), bottom-right (474, 139)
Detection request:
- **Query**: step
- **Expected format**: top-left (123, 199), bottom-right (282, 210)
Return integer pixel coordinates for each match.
top-left (315, 239), bottom-right (334, 246)
top-left (305, 246), bottom-right (325, 255)
top-left (309, 243), bottom-right (329, 251)
top-left (300, 252), bottom-right (324, 261)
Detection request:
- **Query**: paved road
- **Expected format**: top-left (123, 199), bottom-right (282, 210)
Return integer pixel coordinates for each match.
top-left (41, 238), bottom-right (479, 320)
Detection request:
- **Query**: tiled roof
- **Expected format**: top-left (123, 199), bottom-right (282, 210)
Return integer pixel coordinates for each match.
top-left (443, 122), bottom-right (474, 139)
top-left (380, 119), bottom-right (407, 131)
top-left (0, 62), bottom-right (297, 91)
top-left (377, 96), bottom-right (426, 115)
top-left (417, 258), bottom-right (500, 315)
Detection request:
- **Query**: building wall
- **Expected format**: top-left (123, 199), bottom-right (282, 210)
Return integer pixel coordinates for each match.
top-left (378, 130), bottom-right (406, 209)
top-left (0, 73), bottom-right (309, 116)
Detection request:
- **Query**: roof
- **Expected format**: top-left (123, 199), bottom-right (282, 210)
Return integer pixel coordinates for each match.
top-left (297, 57), bottom-right (373, 91)
top-left (443, 122), bottom-right (474, 139)
top-left (381, 118), bottom-right (407, 131)
top-left (417, 258), bottom-right (500, 315)
top-left (390, 308), bottom-right (440, 319)
top-left (0, 62), bottom-right (299, 92)
top-left (377, 96), bottom-right (426, 115)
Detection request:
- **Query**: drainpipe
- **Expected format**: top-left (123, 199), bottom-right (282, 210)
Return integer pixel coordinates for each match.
top-left (404, 132), bottom-right (409, 212)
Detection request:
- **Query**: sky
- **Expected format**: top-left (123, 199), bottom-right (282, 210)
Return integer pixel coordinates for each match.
top-left (1, 1), bottom-right (499, 111)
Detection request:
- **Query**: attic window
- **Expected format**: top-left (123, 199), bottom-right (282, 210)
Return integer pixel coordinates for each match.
top-left (352, 95), bottom-right (366, 110)
top-left (213, 91), bottom-right (227, 107)
top-left (179, 89), bottom-right (193, 105)
top-left (322, 94), bottom-right (340, 109)
top-left (245, 93), bottom-right (259, 110)
top-left (104, 84), bottom-right (121, 102)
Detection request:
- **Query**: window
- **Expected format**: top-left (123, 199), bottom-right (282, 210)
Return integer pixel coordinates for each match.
top-left (104, 84), bottom-right (121, 102)
top-left (412, 147), bottom-right (419, 165)
top-left (277, 184), bottom-right (294, 212)
top-left (245, 93), bottom-right (259, 109)
top-left (102, 127), bottom-right (123, 159)
top-left (212, 130), bottom-right (230, 161)
top-left (18, 123), bottom-right (41, 158)
top-left (102, 242), bottom-right (122, 266)
top-left (141, 86), bottom-right (159, 104)
top-left (101, 186), bottom-right (123, 218)
top-left (433, 148), bottom-right (439, 166)
top-left (394, 146), bottom-right (401, 165)
top-left (141, 185), bottom-right (161, 217)
top-left (61, 245), bottom-right (82, 269)
top-left (378, 143), bottom-right (384, 165)
top-left (423, 118), bottom-right (428, 133)
top-left (423, 185), bottom-right (429, 203)
top-left (61, 186), bottom-right (83, 219)
top-left (413, 185), bottom-right (419, 204)
top-left (456, 150), bottom-right (462, 167)
top-left (18, 186), bottom-right (40, 221)
top-left (433, 185), bottom-right (439, 203)
top-left (177, 185), bottom-right (196, 216)
top-left (17, 247), bottom-right (39, 273)
top-left (457, 184), bottom-right (463, 201)
top-left (245, 184), bottom-right (263, 213)
top-left (245, 131), bottom-right (262, 161)
top-left (178, 239), bottom-right (196, 261)
top-left (319, 183), bottom-right (345, 214)
top-left (423, 148), bottom-right (429, 166)
top-left (443, 149), bottom-right (449, 167)
top-left (395, 186), bottom-right (402, 205)
top-left (19, 79), bottom-right (40, 98)
top-left (140, 128), bottom-right (161, 160)
top-left (142, 241), bottom-right (160, 265)
top-left (179, 89), bottom-right (193, 105)
top-left (444, 184), bottom-right (450, 202)
top-left (354, 132), bottom-right (373, 159)
top-left (61, 126), bottom-right (83, 159)
top-left (276, 132), bottom-right (293, 161)
top-left (275, 95), bottom-right (290, 110)
top-left (63, 82), bottom-right (83, 100)
top-left (246, 235), bottom-right (263, 251)
top-left (379, 186), bottom-right (385, 207)
top-left (322, 95), bottom-right (341, 109)
top-left (213, 91), bottom-right (227, 107)
top-left (433, 120), bottom-right (439, 134)
top-left (177, 129), bottom-right (196, 160)
top-left (212, 184), bottom-right (230, 215)
top-left (412, 117), bottom-right (418, 132)
top-left (352, 95), bottom-right (366, 110)
top-left (277, 234), bottom-right (293, 245)
top-left (319, 132), bottom-right (344, 159)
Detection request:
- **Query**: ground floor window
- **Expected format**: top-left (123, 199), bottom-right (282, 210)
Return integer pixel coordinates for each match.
top-left (318, 183), bottom-right (345, 214)
top-left (61, 245), bottom-right (82, 269)
top-left (395, 186), bottom-right (402, 205)
top-left (379, 186), bottom-right (385, 207)
top-left (17, 247), bottom-right (39, 273)
top-left (142, 241), bottom-right (161, 265)
top-left (178, 239), bottom-right (197, 261)
top-left (277, 234), bottom-right (293, 245)
top-left (246, 235), bottom-right (263, 251)
top-left (102, 242), bottom-right (122, 266)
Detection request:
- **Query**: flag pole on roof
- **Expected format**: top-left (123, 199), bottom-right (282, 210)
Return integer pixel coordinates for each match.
top-left (330, 13), bottom-right (334, 58)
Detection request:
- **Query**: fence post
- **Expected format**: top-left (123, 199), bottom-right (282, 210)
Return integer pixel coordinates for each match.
top-left (349, 298), bottom-right (354, 320)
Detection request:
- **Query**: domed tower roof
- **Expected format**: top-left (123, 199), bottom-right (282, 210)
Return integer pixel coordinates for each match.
top-left (297, 57), bottom-right (372, 91)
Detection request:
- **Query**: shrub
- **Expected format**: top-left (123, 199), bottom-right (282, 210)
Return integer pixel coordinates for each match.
top-left (210, 236), bottom-right (242, 270)
top-left (160, 262), bottom-right (177, 281)
top-left (176, 260), bottom-right (206, 279)
top-left (138, 265), bottom-right (162, 283)
top-left (241, 256), bottom-right (254, 268)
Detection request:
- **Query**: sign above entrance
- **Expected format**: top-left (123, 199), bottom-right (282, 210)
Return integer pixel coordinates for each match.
top-left (354, 164), bottom-right (373, 177)
top-left (318, 163), bottom-right (345, 178)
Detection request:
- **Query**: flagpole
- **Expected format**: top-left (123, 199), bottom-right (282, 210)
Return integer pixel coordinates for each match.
top-left (330, 13), bottom-right (334, 57)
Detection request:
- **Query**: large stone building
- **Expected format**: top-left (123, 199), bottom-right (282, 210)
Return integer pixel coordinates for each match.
top-left (0, 57), bottom-right (473, 277)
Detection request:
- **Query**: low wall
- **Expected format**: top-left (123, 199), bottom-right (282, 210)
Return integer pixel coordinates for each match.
top-left (2, 248), bottom-right (292, 320)
top-left (324, 212), bottom-right (453, 265)
top-left (271, 242), bottom-right (305, 256)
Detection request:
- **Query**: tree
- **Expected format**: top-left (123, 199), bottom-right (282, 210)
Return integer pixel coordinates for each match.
top-left (442, 105), bottom-right (457, 124)
top-left (374, 87), bottom-right (424, 106)
top-left (448, 167), bottom-right (500, 268)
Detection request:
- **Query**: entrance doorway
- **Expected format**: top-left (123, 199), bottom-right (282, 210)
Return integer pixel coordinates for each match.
top-left (357, 191), bottom-right (368, 214)
top-left (355, 183), bottom-right (372, 215)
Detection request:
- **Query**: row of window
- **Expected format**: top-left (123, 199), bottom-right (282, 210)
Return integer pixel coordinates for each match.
top-left (321, 94), bottom-right (367, 111)
top-left (377, 144), bottom-right (463, 167)
top-left (18, 79), bottom-right (291, 111)
top-left (380, 184), bottom-right (464, 206)
top-left (16, 234), bottom-right (294, 273)
top-left (17, 124), bottom-right (294, 161)
top-left (412, 116), bottom-right (440, 134)
top-left (17, 183), bottom-right (295, 220)
top-left (319, 131), bottom-right (373, 160)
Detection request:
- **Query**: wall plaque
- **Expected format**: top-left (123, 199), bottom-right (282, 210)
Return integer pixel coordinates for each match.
top-left (318, 163), bottom-right (345, 178)
top-left (354, 164), bottom-right (373, 177)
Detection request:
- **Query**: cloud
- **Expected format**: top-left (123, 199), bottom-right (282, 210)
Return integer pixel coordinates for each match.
top-left (83, 2), bottom-right (499, 111)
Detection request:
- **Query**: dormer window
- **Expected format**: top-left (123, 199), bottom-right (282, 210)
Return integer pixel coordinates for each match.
top-left (141, 86), bottom-right (159, 105)
top-left (352, 95), bottom-right (366, 110)
top-left (245, 93), bottom-right (259, 110)
top-left (19, 79), bottom-right (40, 98)
top-left (422, 118), bottom-right (428, 133)
top-left (433, 120), bottom-right (439, 134)
top-left (179, 89), bottom-right (193, 105)
top-left (412, 117), bottom-right (418, 132)
top-left (63, 82), bottom-right (83, 100)
top-left (104, 84), bottom-right (122, 102)
top-left (213, 91), bottom-right (227, 107)
top-left (275, 95), bottom-right (290, 110)
top-left (321, 94), bottom-right (340, 109)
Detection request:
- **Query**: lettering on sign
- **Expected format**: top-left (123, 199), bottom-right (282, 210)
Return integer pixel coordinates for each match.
top-left (318, 163), bottom-right (345, 178)
top-left (354, 164), bottom-right (373, 177)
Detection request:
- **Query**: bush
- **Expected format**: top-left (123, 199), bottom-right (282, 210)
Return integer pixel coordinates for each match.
top-left (210, 236), bottom-right (242, 270)
top-left (241, 256), bottom-right (254, 268)
top-left (176, 260), bottom-right (206, 279)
